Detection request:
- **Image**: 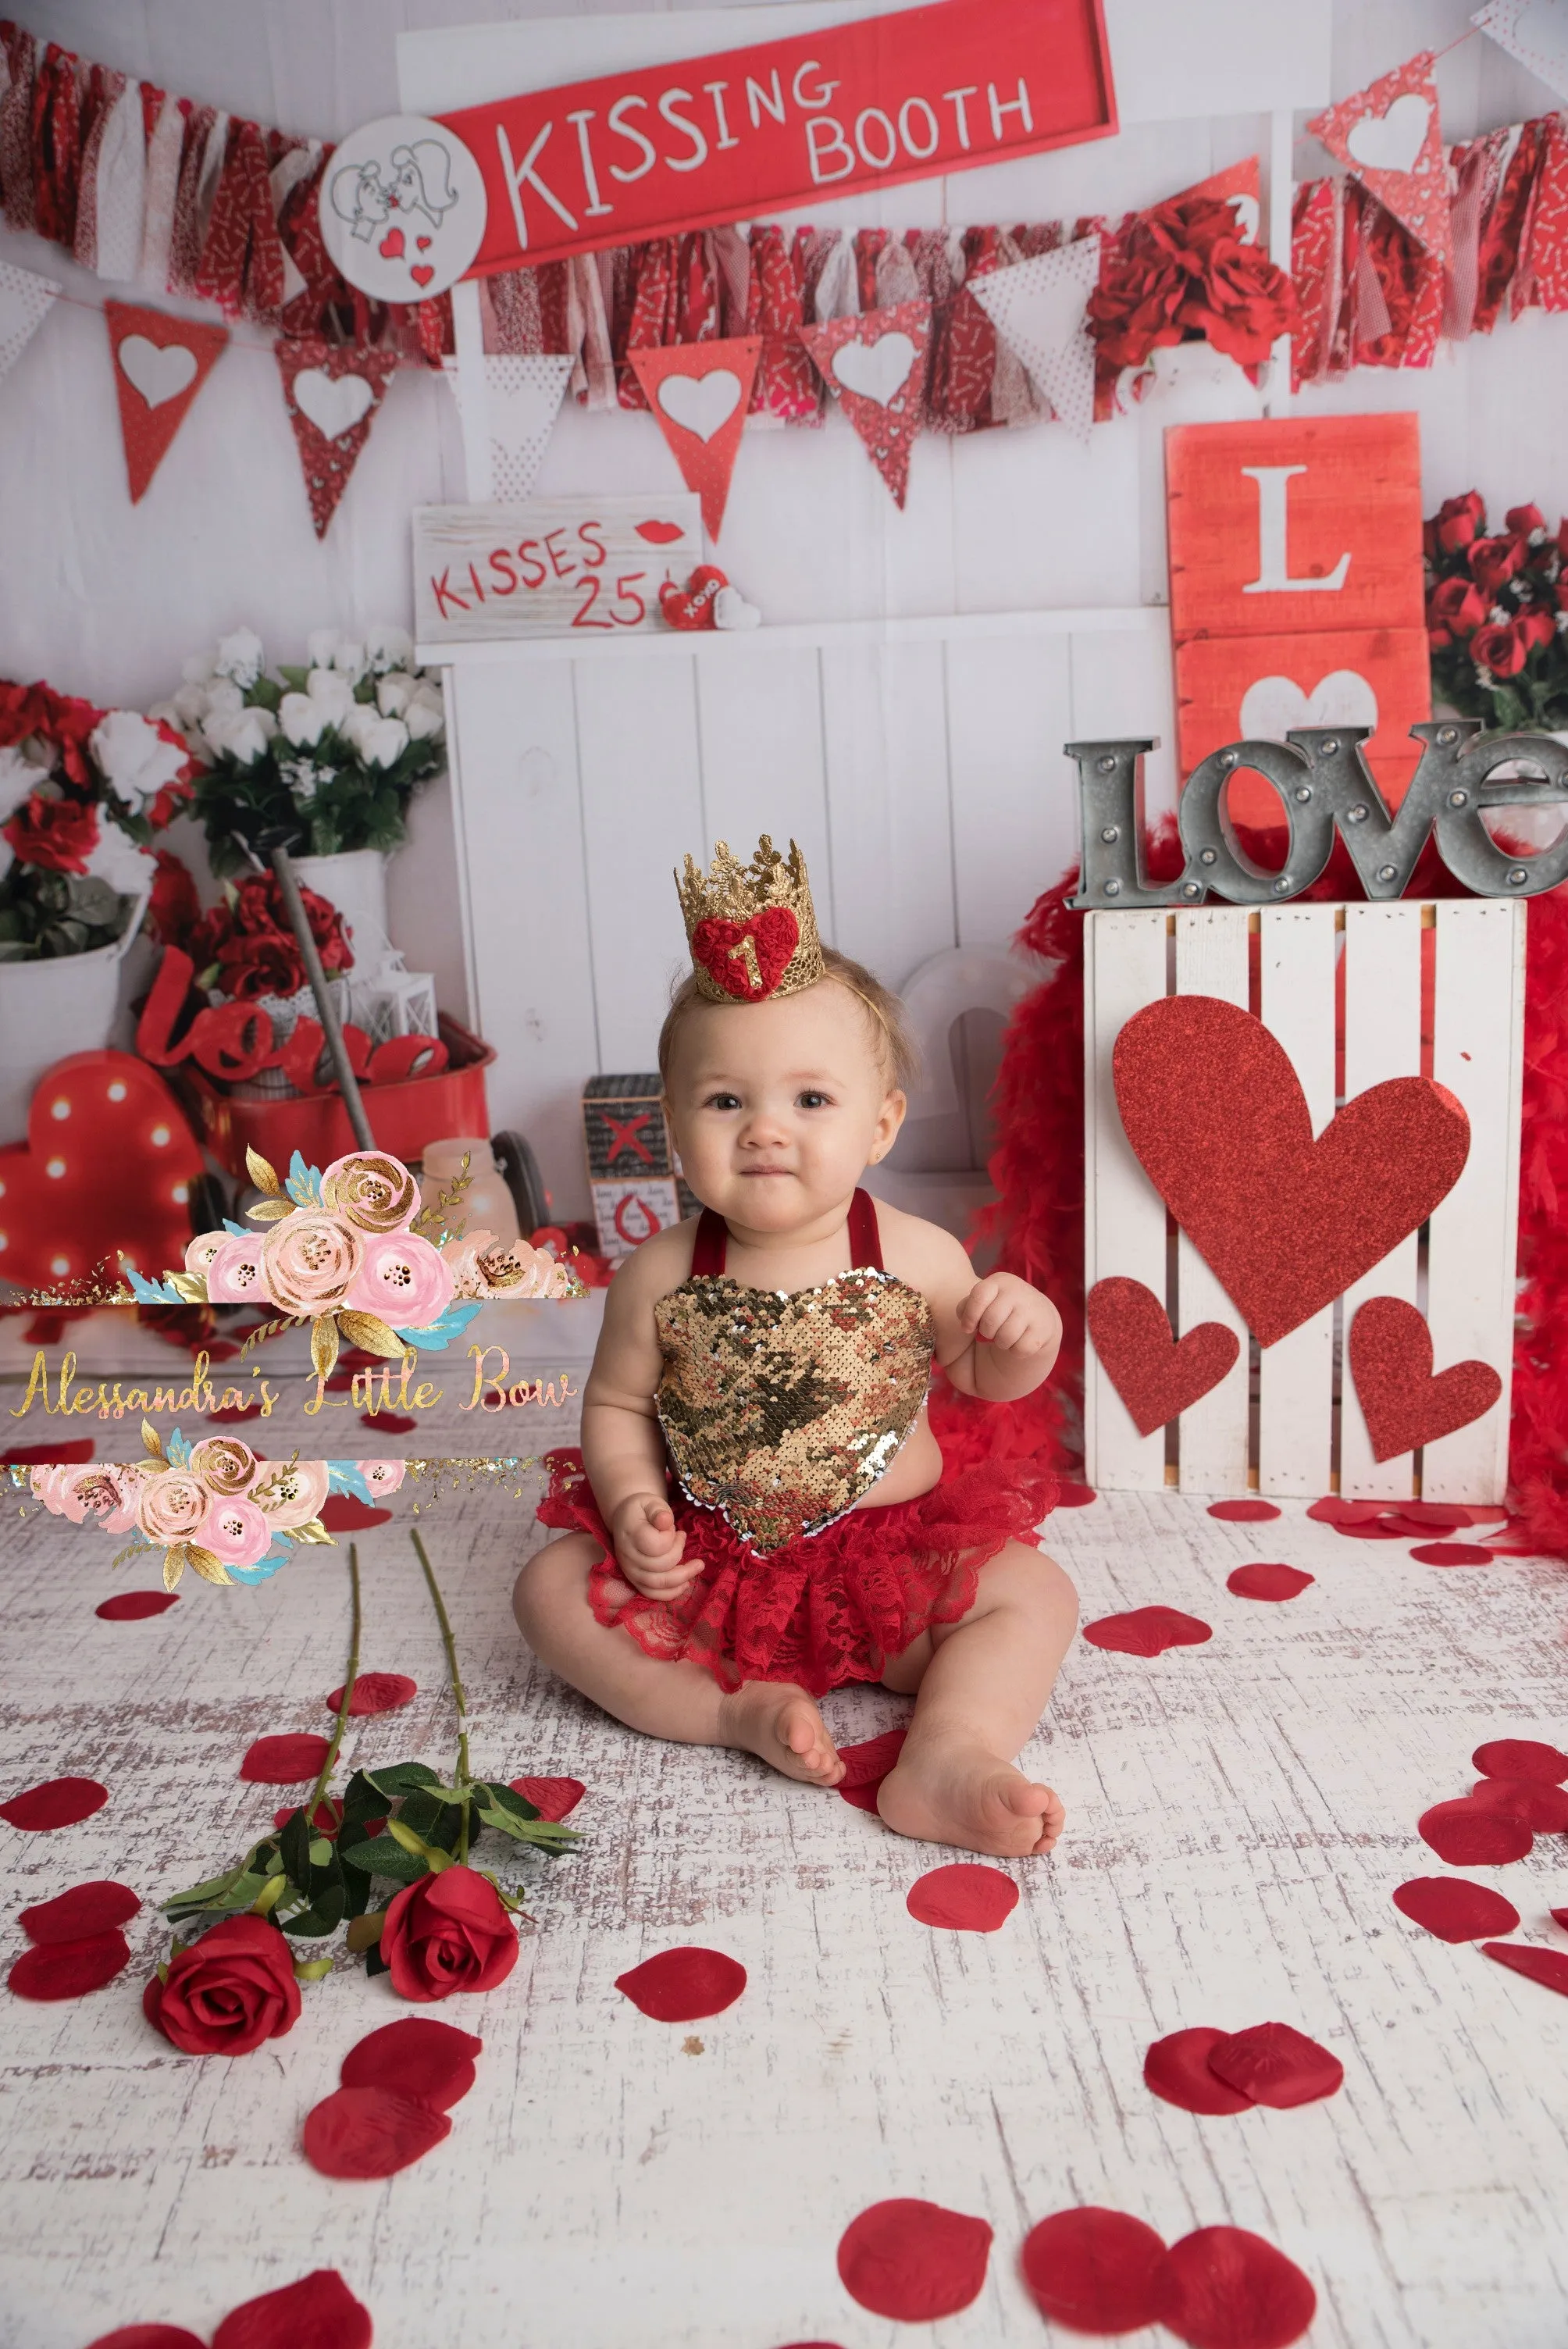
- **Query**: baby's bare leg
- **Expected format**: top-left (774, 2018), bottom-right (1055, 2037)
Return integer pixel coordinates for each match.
top-left (513, 1534), bottom-right (844, 1784)
top-left (877, 1542), bottom-right (1078, 1857)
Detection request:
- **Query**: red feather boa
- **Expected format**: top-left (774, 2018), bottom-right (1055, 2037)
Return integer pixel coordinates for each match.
top-left (932, 823), bottom-right (1568, 1560)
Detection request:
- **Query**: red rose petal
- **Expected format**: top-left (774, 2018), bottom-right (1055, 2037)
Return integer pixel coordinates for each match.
top-left (1388, 1500), bottom-right (1471, 1530)
top-left (1392, 1877), bottom-right (1520, 1943)
top-left (1154, 2226), bottom-right (1316, 2349)
top-left (1552, 1908), bottom-right (1568, 1932)
top-left (1082, 1606), bottom-right (1213, 1657)
top-left (302, 2084), bottom-right (452, 2179)
top-left (1306, 1495), bottom-right (1384, 1524)
top-left (274, 1799), bottom-right (345, 1836)
top-left (1418, 1798), bottom-right (1533, 1865)
top-left (511, 1775), bottom-right (586, 1821)
top-left (836, 1727), bottom-right (907, 1808)
top-left (836, 1780), bottom-right (885, 1813)
top-left (206, 1403), bottom-right (262, 1424)
top-left (1021, 2206), bottom-right (1168, 2333)
top-left (1410, 1542), bottom-right (1495, 1566)
top-left (341, 2017), bottom-right (483, 2110)
top-left (1481, 1941), bottom-right (1568, 1997)
top-left (1053, 1481), bottom-right (1098, 1507)
top-left (1206, 2022), bottom-right (1343, 2108)
top-left (836, 2198), bottom-right (992, 2320)
top-left (615, 1946), bottom-right (747, 2021)
top-left (326, 1673), bottom-right (417, 1717)
top-left (8, 1930), bottom-right (130, 2000)
top-left (239, 1734), bottom-right (332, 1784)
top-left (83, 2329), bottom-right (207, 2349)
top-left (1469, 1777), bottom-right (1568, 1832)
top-left (1143, 2026), bottom-right (1255, 2115)
top-left (317, 1495), bottom-right (392, 1531)
top-left (0, 1776), bottom-right (109, 1830)
top-left (20, 1878), bottom-right (140, 1943)
top-left (5, 1438), bottom-right (94, 1464)
top-left (96, 1591), bottom-right (180, 1621)
top-left (1333, 1518), bottom-right (1406, 1540)
top-left (906, 1863), bottom-right (1019, 1932)
top-left (1206, 1499), bottom-right (1280, 1521)
top-left (212, 2268), bottom-right (373, 2349)
top-left (1474, 1738), bottom-right (1568, 1784)
top-left (362, 1411), bottom-right (416, 1433)
top-left (1226, 1564), bottom-right (1314, 1602)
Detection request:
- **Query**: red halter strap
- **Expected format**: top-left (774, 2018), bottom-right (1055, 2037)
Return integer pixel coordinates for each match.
top-left (688, 1189), bottom-right (884, 1276)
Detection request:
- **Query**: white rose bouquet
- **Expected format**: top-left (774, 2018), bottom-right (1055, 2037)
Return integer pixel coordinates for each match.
top-left (162, 626), bottom-right (446, 879)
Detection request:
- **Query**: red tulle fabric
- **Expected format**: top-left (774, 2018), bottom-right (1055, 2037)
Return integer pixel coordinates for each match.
top-left (538, 1446), bottom-right (1058, 1697)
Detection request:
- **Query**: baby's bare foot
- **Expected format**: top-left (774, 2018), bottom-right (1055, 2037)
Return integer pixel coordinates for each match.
top-left (718, 1680), bottom-right (845, 1786)
top-left (878, 1734), bottom-right (1064, 1856)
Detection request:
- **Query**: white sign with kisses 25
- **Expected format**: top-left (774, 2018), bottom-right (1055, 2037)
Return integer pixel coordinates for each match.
top-left (413, 494), bottom-right (703, 643)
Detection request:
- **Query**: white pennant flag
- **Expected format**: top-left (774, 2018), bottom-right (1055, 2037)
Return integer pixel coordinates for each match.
top-left (1472, 0), bottom-right (1568, 102)
top-left (443, 353), bottom-right (573, 502)
top-left (968, 235), bottom-right (1102, 444)
top-left (0, 260), bottom-right (62, 387)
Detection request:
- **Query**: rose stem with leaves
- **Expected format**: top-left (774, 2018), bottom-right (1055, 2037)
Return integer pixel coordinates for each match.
top-left (411, 1528), bottom-right (472, 1861)
top-left (300, 1540), bottom-right (362, 1832)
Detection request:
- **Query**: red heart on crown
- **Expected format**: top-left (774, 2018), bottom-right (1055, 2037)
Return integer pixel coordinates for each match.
top-left (1349, 1296), bottom-right (1502, 1462)
top-left (379, 227), bottom-right (405, 259)
top-left (1086, 1278), bottom-right (1239, 1435)
top-left (691, 908), bottom-right (800, 1000)
top-left (1114, 997), bottom-right (1470, 1346)
top-left (410, 263), bottom-right (435, 289)
top-left (660, 565), bottom-right (727, 630)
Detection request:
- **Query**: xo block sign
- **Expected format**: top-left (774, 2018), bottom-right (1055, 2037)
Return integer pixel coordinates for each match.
top-left (1166, 415), bottom-right (1430, 827)
top-left (583, 1075), bottom-right (698, 1264)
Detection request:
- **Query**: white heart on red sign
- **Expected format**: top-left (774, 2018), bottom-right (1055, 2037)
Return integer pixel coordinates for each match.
top-left (118, 334), bottom-right (198, 408)
top-left (1238, 668), bottom-right (1380, 740)
top-left (831, 331), bottom-right (918, 406)
top-left (293, 366), bottom-right (376, 440)
top-left (1345, 91), bottom-right (1431, 174)
top-left (655, 368), bottom-right (742, 443)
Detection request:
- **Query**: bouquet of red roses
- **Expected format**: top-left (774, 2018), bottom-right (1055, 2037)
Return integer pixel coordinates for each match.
top-left (1088, 191), bottom-right (1299, 398)
top-left (1426, 492), bottom-right (1568, 732)
top-left (186, 872), bottom-right (353, 1003)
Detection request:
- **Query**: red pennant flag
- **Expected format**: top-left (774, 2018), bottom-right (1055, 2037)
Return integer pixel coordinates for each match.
top-left (798, 300), bottom-right (931, 509)
top-left (275, 336), bottom-right (401, 539)
top-left (629, 337), bottom-right (761, 541)
top-left (105, 300), bottom-right (228, 504)
top-left (1308, 52), bottom-right (1452, 271)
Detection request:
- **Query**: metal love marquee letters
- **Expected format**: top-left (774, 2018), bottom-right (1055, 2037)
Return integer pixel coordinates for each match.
top-left (1067, 721), bottom-right (1568, 909)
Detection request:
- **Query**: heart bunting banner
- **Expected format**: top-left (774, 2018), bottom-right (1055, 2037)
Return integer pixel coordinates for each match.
top-left (798, 299), bottom-right (932, 509)
top-left (441, 351), bottom-right (572, 503)
top-left (0, 258), bottom-right (61, 387)
top-left (968, 236), bottom-right (1101, 444)
top-left (275, 337), bottom-right (401, 537)
top-left (104, 300), bottom-right (230, 503)
top-left (629, 336), bottom-right (761, 540)
top-left (1309, 51), bottom-right (1453, 272)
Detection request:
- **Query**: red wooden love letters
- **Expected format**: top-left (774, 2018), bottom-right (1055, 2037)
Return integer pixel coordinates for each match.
top-left (136, 947), bottom-right (447, 1095)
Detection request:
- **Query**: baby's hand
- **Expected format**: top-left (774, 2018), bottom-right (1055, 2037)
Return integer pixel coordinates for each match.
top-left (611, 1492), bottom-right (697, 1599)
top-left (958, 1272), bottom-right (1060, 1358)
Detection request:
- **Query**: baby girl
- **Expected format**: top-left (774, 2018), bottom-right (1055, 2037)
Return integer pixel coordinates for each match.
top-left (515, 837), bottom-right (1078, 1857)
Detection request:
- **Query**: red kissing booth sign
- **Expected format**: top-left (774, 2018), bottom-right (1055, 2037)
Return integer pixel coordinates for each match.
top-left (438, 0), bottom-right (1117, 269)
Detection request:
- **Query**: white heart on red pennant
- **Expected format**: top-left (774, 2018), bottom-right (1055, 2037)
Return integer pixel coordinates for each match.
top-left (1345, 91), bottom-right (1431, 174)
top-left (832, 332), bottom-right (918, 406)
top-left (656, 369), bottom-right (742, 443)
top-left (293, 367), bottom-right (375, 440)
top-left (1238, 669), bottom-right (1380, 740)
top-left (117, 335), bottom-right (198, 408)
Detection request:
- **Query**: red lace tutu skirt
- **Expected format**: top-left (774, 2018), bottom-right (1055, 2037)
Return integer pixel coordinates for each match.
top-left (536, 1448), bottom-right (1059, 1698)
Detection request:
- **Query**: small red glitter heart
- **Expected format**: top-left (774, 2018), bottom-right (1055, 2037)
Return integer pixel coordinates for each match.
top-left (1087, 1277), bottom-right (1238, 1434)
top-left (1348, 1297), bottom-right (1502, 1462)
top-left (690, 907), bottom-right (800, 1000)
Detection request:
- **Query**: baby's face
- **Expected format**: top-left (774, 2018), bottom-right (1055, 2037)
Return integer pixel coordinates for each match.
top-left (665, 981), bottom-right (904, 1235)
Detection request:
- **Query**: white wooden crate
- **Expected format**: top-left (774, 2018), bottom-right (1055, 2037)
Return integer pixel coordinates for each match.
top-left (1084, 901), bottom-right (1525, 1502)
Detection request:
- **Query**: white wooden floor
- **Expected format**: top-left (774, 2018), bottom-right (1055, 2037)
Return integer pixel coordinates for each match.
top-left (3, 1481), bottom-right (1567, 2349)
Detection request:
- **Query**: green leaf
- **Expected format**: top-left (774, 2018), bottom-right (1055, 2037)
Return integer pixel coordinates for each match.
top-left (346, 1909), bottom-right (386, 1953)
top-left (475, 1779), bottom-right (541, 1824)
top-left (294, 1956), bottom-right (334, 1981)
top-left (162, 1860), bottom-right (250, 1915)
top-left (475, 1804), bottom-right (581, 1856)
top-left (280, 1806), bottom-right (313, 1894)
top-left (308, 1837), bottom-right (333, 1867)
top-left (339, 1835), bottom-right (427, 1884)
top-left (365, 1937), bottom-right (391, 1979)
top-left (276, 665), bottom-right (310, 691)
top-left (365, 1761), bottom-right (445, 1798)
top-left (285, 1883), bottom-right (347, 1939)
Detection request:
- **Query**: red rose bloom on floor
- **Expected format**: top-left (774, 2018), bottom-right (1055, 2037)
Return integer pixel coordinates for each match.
top-left (143, 1914), bottom-right (301, 2055)
top-left (381, 1865), bottom-right (519, 2002)
top-left (2, 789), bottom-right (100, 873)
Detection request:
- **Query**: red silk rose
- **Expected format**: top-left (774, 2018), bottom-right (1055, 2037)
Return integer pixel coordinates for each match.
top-left (187, 872), bottom-right (353, 1002)
top-left (382, 1864), bottom-right (519, 2001)
top-left (147, 848), bottom-right (201, 948)
top-left (1470, 534), bottom-right (1526, 595)
top-left (1506, 503), bottom-right (1546, 539)
top-left (1430, 578), bottom-right (1489, 637)
top-left (1516, 607), bottom-right (1556, 654)
top-left (1434, 491), bottom-right (1485, 553)
top-left (1472, 621), bottom-right (1529, 678)
top-left (216, 932), bottom-right (308, 1002)
top-left (2, 790), bottom-right (100, 873)
top-left (1088, 193), bottom-right (1297, 374)
top-left (143, 1913), bottom-right (301, 2055)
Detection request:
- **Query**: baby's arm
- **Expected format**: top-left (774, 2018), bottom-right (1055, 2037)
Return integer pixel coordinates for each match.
top-left (579, 1229), bottom-right (699, 1597)
top-left (889, 1210), bottom-right (1062, 1403)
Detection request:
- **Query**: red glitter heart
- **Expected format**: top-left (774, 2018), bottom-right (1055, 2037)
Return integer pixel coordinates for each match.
top-left (1082, 1606), bottom-right (1213, 1657)
top-left (1021, 2207), bottom-right (1168, 2332)
top-left (1348, 1297), bottom-right (1502, 1462)
top-left (1086, 1278), bottom-right (1239, 1435)
top-left (1113, 996), bottom-right (1470, 1346)
top-left (690, 907), bottom-right (800, 1001)
top-left (1392, 1877), bottom-right (1520, 1943)
top-left (836, 2198), bottom-right (992, 2321)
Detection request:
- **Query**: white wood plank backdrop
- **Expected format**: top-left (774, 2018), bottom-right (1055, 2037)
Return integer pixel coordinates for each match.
top-left (1083, 903), bottom-right (1525, 1503)
top-left (3, 1486), bottom-right (1567, 2347)
top-left (433, 608), bottom-right (1177, 1220)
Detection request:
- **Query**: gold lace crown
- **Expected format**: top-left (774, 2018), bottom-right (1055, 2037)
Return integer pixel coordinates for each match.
top-left (675, 834), bottom-right (825, 1003)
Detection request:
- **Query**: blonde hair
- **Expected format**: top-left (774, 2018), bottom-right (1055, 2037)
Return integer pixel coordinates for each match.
top-left (658, 946), bottom-right (918, 1094)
